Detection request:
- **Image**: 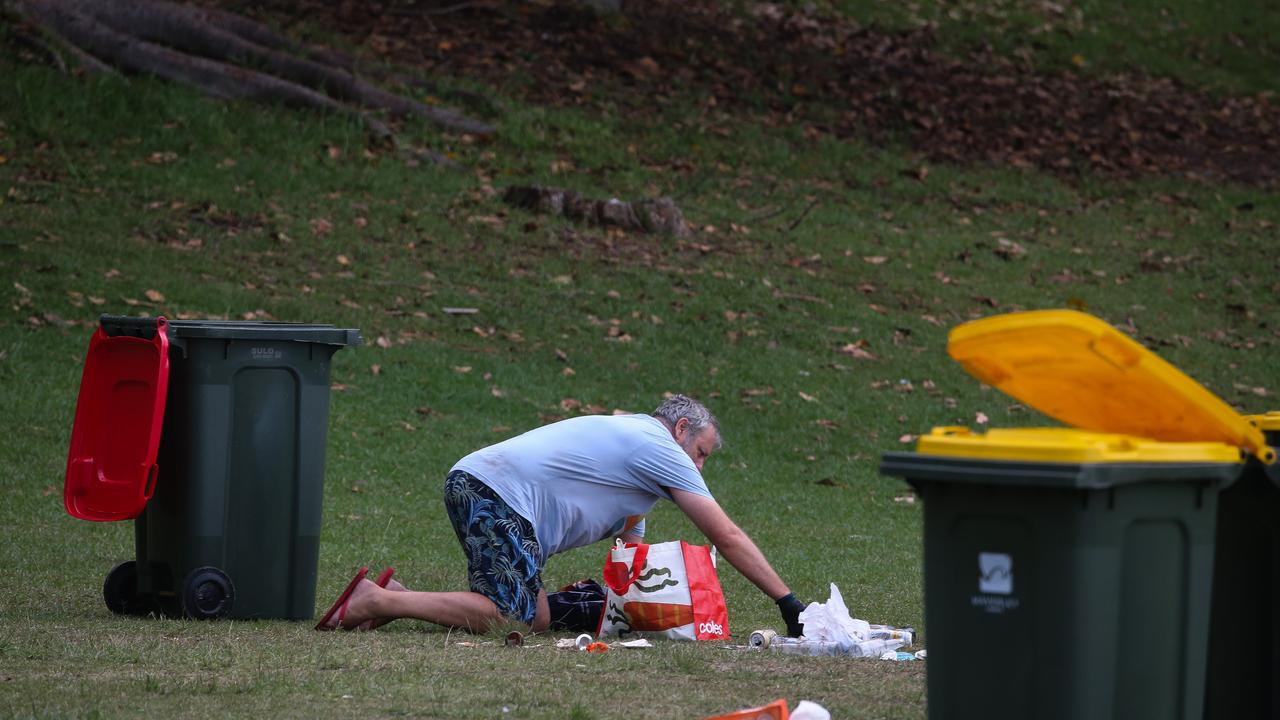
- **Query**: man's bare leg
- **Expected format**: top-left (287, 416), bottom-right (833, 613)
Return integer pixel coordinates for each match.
top-left (329, 580), bottom-right (549, 632)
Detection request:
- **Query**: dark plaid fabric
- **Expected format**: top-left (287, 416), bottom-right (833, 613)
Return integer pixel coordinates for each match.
top-left (547, 578), bottom-right (606, 632)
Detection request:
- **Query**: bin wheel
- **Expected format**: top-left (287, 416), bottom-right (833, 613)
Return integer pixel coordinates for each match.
top-left (103, 560), bottom-right (156, 616)
top-left (180, 566), bottom-right (235, 620)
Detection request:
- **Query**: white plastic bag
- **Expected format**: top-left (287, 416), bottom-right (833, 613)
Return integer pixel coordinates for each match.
top-left (798, 583), bottom-right (870, 643)
top-left (790, 700), bottom-right (831, 720)
top-left (795, 583), bottom-right (902, 657)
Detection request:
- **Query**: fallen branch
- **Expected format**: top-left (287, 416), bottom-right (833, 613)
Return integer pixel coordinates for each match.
top-left (17, 0), bottom-right (396, 141)
top-left (503, 185), bottom-right (690, 236)
top-left (10, 0), bottom-right (497, 142)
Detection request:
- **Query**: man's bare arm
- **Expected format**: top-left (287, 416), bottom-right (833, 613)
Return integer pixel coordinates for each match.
top-left (669, 487), bottom-right (791, 600)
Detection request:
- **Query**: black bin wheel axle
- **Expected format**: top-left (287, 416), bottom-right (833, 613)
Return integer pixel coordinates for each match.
top-left (103, 560), bottom-right (158, 616)
top-left (180, 566), bottom-right (235, 620)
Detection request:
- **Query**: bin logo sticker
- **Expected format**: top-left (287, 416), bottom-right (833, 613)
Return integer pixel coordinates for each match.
top-left (978, 552), bottom-right (1013, 595)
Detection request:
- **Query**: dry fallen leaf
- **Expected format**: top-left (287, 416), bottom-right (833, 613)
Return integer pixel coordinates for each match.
top-left (144, 289), bottom-right (165, 302)
top-left (375, 336), bottom-right (392, 349)
top-left (798, 391), bottom-right (817, 403)
top-left (862, 256), bottom-right (889, 265)
top-left (370, 364), bottom-right (382, 376)
top-left (975, 411), bottom-right (989, 425)
top-left (838, 342), bottom-right (877, 360)
top-left (146, 151), bottom-right (178, 165)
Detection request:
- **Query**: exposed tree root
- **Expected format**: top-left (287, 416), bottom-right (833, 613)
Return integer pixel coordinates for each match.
top-left (504, 185), bottom-right (690, 236)
top-left (9, 0), bottom-right (495, 142)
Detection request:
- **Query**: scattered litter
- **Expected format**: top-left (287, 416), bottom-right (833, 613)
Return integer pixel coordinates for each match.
top-left (702, 699), bottom-right (830, 720)
top-left (755, 583), bottom-right (923, 659)
top-left (702, 699), bottom-right (788, 720)
top-left (617, 638), bottom-right (653, 648)
top-left (791, 701), bottom-right (831, 720)
top-left (504, 631), bottom-right (524, 647)
top-left (557, 633), bottom-right (607, 651)
top-left (585, 641), bottom-right (609, 653)
top-left (869, 624), bottom-right (915, 646)
top-left (881, 650), bottom-right (918, 661)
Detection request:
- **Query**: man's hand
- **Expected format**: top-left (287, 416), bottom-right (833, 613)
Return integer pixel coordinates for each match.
top-left (776, 593), bottom-right (806, 637)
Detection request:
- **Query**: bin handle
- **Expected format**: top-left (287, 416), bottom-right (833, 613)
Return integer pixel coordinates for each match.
top-left (143, 463), bottom-right (159, 500)
top-left (100, 315), bottom-right (166, 340)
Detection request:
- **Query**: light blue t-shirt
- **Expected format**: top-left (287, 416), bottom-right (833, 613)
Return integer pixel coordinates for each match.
top-left (452, 413), bottom-right (713, 560)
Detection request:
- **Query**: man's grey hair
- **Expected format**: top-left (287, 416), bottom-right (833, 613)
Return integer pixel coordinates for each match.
top-left (653, 394), bottom-right (722, 448)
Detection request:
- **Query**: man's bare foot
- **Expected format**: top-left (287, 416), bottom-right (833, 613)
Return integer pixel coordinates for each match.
top-left (358, 578), bottom-right (408, 630)
top-left (318, 579), bottom-right (382, 630)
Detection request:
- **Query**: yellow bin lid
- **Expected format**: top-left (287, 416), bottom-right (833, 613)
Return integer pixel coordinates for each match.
top-left (1247, 412), bottom-right (1280, 432)
top-left (948, 309), bottom-right (1274, 464)
top-left (917, 426), bottom-right (1243, 464)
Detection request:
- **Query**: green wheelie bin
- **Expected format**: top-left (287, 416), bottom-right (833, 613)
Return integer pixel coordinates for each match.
top-left (66, 315), bottom-right (361, 620)
top-left (879, 310), bottom-right (1273, 720)
top-left (1204, 412), bottom-right (1280, 719)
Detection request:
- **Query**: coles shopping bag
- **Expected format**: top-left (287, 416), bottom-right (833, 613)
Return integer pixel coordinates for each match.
top-left (596, 539), bottom-right (729, 641)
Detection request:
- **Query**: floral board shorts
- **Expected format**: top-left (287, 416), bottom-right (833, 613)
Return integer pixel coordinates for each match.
top-left (443, 469), bottom-right (544, 625)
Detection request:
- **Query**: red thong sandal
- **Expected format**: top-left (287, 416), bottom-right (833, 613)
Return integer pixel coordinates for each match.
top-left (314, 567), bottom-right (369, 631)
top-left (357, 568), bottom-right (397, 631)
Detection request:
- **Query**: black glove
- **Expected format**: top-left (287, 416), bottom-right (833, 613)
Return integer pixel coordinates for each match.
top-left (776, 593), bottom-right (806, 638)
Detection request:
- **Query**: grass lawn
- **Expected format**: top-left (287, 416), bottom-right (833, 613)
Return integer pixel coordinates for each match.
top-left (1, 1), bottom-right (1277, 717)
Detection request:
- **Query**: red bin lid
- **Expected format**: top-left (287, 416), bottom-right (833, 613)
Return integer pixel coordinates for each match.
top-left (63, 316), bottom-right (171, 521)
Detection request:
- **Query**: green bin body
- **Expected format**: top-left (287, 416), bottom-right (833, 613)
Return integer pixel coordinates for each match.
top-left (1204, 425), bottom-right (1280, 719)
top-left (881, 454), bottom-right (1241, 720)
top-left (134, 321), bottom-right (360, 620)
